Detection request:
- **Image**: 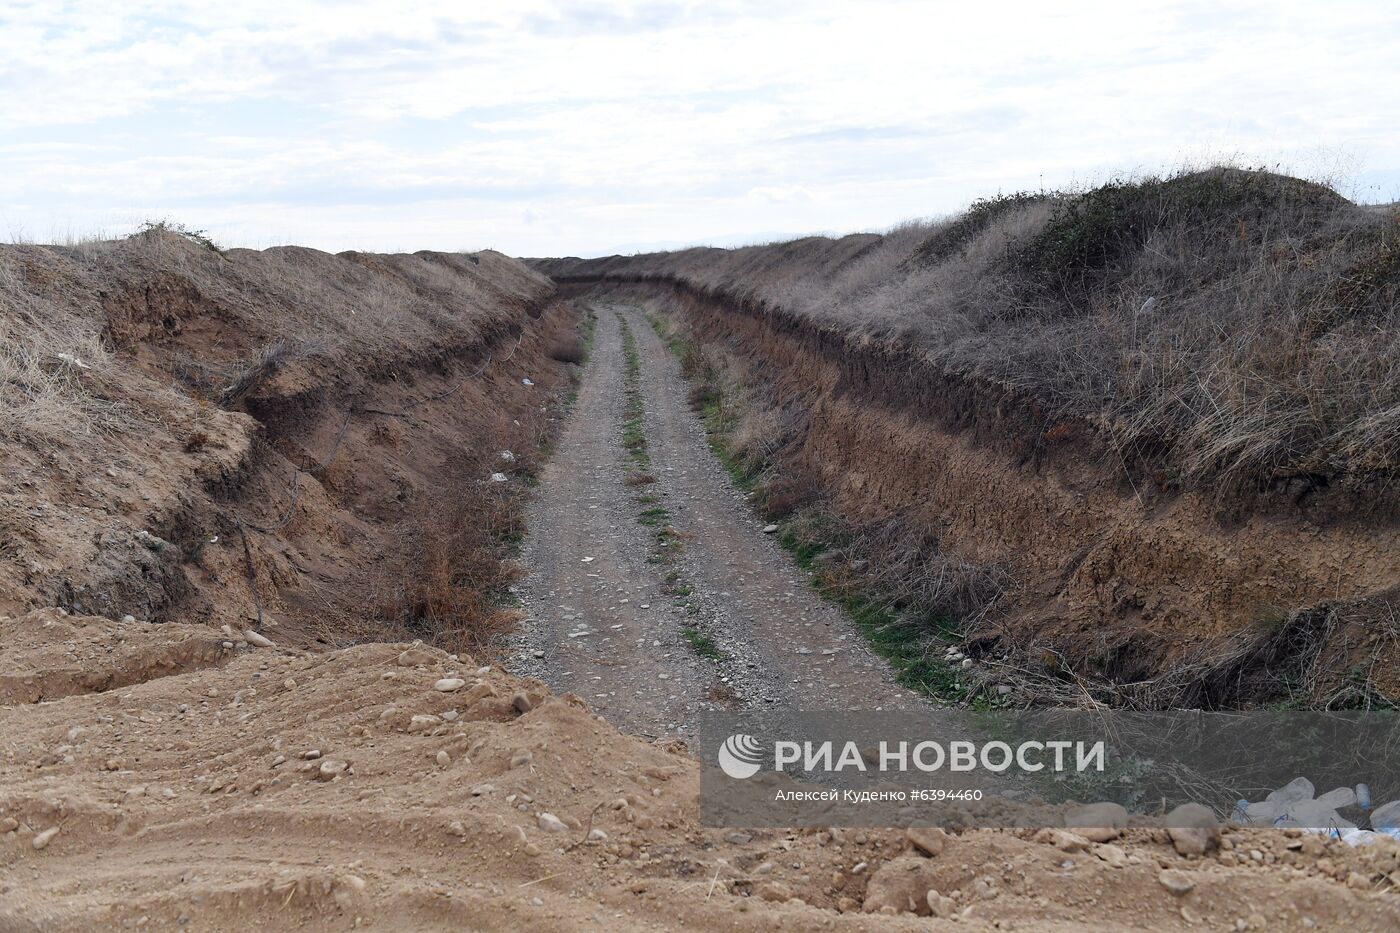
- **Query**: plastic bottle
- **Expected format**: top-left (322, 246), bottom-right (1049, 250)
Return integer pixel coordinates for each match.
top-left (1315, 787), bottom-right (1357, 810)
top-left (1230, 799), bottom-right (1251, 824)
top-left (1356, 783), bottom-right (1372, 813)
top-left (1266, 777), bottom-right (1314, 805)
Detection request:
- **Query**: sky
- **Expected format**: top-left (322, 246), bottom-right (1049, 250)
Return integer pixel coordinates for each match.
top-left (2, 0), bottom-right (1398, 257)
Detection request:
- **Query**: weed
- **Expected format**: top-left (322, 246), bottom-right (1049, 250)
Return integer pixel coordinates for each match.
top-left (682, 627), bottom-right (727, 661)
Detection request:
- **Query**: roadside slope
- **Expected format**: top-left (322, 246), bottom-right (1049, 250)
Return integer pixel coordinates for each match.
top-left (531, 170), bottom-right (1400, 707)
top-left (0, 229), bottom-right (571, 654)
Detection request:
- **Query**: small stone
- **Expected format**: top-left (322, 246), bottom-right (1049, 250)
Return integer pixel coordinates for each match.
top-left (906, 825), bottom-right (947, 857)
top-left (32, 827), bottom-right (59, 850)
top-left (1035, 828), bottom-right (1091, 852)
top-left (926, 890), bottom-right (956, 918)
top-left (762, 524), bottom-right (779, 533)
top-left (1158, 869), bottom-right (1196, 896)
top-left (1093, 843), bottom-right (1128, 868)
top-left (317, 760), bottom-right (348, 781)
top-left (588, 828), bottom-right (608, 842)
top-left (447, 821), bottom-right (467, 837)
top-left (434, 678), bottom-right (466, 692)
top-left (1166, 803), bottom-right (1221, 857)
top-left (1065, 802), bottom-right (1129, 843)
top-left (757, 881), bottom-right (791, 902)
top-left (397, 647), bottom-right (434, 666)
top-left (510, 751), bottom-right (533, 768)
top-left (243, 630), bottom-right (274, 648)
top-left (436, 750), bottom-right (451, 767)
top-left (537, 812), bottom-right (568, 833)
top-left (121, 615), bottom-right (136, 624)
top-left (304, 749), bottom-right (322, 760)
top-left (471, 784), bottom-right (496, 796)
top-left (511, 693), bottom-right (533, 714)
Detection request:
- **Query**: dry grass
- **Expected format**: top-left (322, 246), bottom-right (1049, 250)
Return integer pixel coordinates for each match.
top-left (0, 228), bottom-right (551, 459)
top-left (541, 167), bottom-right (1400, 496)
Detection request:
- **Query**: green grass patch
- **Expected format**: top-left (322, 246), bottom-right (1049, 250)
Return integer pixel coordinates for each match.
top-left (682, 627), bottom-right (726, 661)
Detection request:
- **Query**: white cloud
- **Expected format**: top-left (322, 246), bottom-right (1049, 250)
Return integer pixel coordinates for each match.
top-left (0, 0), bottom-right (1397, 255)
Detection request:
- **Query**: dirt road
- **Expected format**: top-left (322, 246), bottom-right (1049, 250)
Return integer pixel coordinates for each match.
top-left (514, 303), bottom-right (916, 736)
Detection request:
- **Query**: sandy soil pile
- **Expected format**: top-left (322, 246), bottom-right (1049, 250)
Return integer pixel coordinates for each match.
top-left (3, 609), bottom-right (1397, 931)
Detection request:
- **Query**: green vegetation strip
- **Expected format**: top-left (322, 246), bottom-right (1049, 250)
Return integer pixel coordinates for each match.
top-left (615, 313), bottom-right (724, 661)
top-left (643, 308), bottom-right (984, 705)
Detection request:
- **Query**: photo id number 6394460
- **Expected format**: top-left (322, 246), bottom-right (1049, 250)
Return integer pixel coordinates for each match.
top-left (908, 789), bottom-right (984, 802)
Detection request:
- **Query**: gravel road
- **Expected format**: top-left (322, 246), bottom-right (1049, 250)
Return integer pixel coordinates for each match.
top-left (513, 303), bottom-right (918, 737)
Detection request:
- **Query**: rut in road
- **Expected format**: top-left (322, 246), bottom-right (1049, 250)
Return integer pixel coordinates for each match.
top-left (514, 302), bottom-right (917, 737)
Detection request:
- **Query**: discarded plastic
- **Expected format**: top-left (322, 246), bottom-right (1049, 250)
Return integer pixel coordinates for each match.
top-left (1372, 800), bottom-right (1400, 837)
top-left (1356, 783), bottom-right (1372, 812)
top-left (1315, 787), bottom-right (1356, 810)
top-left (1265, 777), bottom-right (1314, 806)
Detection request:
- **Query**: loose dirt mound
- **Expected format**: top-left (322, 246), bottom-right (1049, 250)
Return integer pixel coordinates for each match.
top-left (3, 612), bottom-right (1398, 930)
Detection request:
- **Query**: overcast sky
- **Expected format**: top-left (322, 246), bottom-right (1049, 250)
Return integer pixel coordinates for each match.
top-left (2, 1), bottom-right (1398, 257)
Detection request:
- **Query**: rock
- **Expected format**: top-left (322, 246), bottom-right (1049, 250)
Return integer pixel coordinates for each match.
top-left (537, 812), bottom-right (568, 833)
top-left (863, 856), bottom-right (940, 915)
top-left (588, 828), bottom-right (608, 842)
top-left (510, 751), bottom-right (533, 768)
top-left (726, 832), bottom-right (752, 845)
top-left (408, 714), bottom-right (440, 732)
top-left (511, 692), bottom-right (533, 714)
top-left (1093, 843), bottom-right (1128, 868)
top-left (762, 524), bottom-right (779, 533)
top-left (32, 827), bottom-right (59, 850)
top-left (464, 682), bottom-right (497, 704)
top-left (396, 647), bottom-right (434, 667)
top-left (926, 890), bottom-right (957, 918)
top-left (757, 882), bottom-right (792, 903)
top-left (1166, 803), bottom-right (1221, 857)
top-left (960, 658), bottom-right (973, 669)
top-left (471, 784), bottom-right (495, 796)
top-left (317, 760), bottom-right (348, 781)
top-left (303, 749), bottom-right (322, 760)
top-left (243, 630), bottom-right (274, 648)
top-left (905, 825), bottom-right (947, 857)
top-left (436, 750), bottom-right (451, 768)
top-left (0, 817), bottom-right (18, 833)
top-left (1065, 802), bottom-right (1129, 842)
top-left (121, 615), bottom-right (136, 624)
top-left (1034, 828), bottom-right (1091, 852)
top-left (1158, 869), bottom-right (1196, 896)
top-left (434, 678), bottom-right (466, 692)
top-left (447, 821), bottom-right (467, 837)
top-left (490, 472), bottom-right (509, 483)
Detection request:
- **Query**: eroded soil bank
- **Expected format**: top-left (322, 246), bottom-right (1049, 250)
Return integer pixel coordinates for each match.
top-left (551, 277), bottom-right (1400, 708)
